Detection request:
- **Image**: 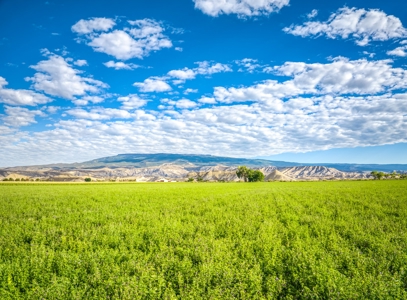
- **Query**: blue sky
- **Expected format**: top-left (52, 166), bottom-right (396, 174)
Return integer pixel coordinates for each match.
top-left (1, 0), bottom-right (407, 167)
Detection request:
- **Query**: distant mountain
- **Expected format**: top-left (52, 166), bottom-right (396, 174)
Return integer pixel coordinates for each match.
top-left (0, 153), bottom-right (407, 176)
top-left (6, 153), bottom-right (299, 170)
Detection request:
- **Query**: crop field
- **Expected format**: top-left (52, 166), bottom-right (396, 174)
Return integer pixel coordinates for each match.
top-left (0, 181), bottom-right (407, 299)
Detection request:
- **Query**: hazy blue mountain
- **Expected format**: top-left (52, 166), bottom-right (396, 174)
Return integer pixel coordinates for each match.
top-left (61, 153), bottom-right (300, 169)
top-left (4, 153), bottom-right (407, 172)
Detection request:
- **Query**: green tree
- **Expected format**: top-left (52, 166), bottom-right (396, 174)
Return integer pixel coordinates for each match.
top-left (377, 172), bottom-right (385, 180)
top-left (84, 178), bottom-right (92, 182)
top-left (248, 170), bottom-right (265, 182)
top-left (370, 171), bottom-right (378, 179)
top-left (237, 166), bottom-right (265, 182)
top-left (236, 166), bottom-right (251, 182)
top-left (390, 172), bottom-right (398, 179)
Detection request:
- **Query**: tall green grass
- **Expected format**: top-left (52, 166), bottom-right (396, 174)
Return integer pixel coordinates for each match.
top-left (1, 181), bottom-right (406, 299)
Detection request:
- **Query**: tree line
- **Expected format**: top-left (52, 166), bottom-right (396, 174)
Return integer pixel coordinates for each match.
top-left (370, 171), bottom-right (407, 180)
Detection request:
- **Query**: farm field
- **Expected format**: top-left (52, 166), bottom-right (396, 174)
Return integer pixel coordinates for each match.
top-left (0, 181), bottom-right (407, 299)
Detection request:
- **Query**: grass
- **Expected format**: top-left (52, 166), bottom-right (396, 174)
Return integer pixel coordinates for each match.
top-left (0, 181), bottom-right (406, 299)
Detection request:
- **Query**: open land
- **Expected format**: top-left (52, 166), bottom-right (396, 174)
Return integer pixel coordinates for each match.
top-left (1, 181), bottom-right (407, 299)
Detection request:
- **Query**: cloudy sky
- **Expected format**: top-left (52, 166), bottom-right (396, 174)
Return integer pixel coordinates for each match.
top-left (1, 0), bottom-right (407, 167)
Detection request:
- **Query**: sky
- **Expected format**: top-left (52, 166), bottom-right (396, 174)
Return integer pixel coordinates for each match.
top-left (1, 0), bottom-right (407, 167)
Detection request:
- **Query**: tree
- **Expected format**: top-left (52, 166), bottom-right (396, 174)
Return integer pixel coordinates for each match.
top-left (236, 166), bottom-right (265, 182)
top-left (248, 170), bottom-right (265, 182)
top-left (371, 171), bottom-right (385, 180)
top-left (377, 172), bottom-right (385, 180)
top-left (84, 178), bottom-right (91, 182)
top-left (370, 171), bottom-right (378, 179)
top-left (236, 166), bottom-right (251, 182)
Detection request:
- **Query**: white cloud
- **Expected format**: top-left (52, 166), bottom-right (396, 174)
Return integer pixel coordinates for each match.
top-left (198, 96), bottom-right (217, 104)
top-left (168, 68), bottom-right (196, 81)
top-left (104, 60), bottom-right (141, 70)
top-left (362, 51), bottom-right (375, 58)
top-left (284, 7), bottom-right (407, 46)
top-left (66, 108), bottom-right (132, 120)
top-left (167, 61), bottom-right (232, 84)
top-left (0, 76), bottom-right (52, 106)
top-left (387, 46), bottom-right (407, 57)
top-left (2, 91), bottom-right (407, 166)
top-left (214, 57), bottom-right (407, 103)
top-left (89, 30), bottom-right (145, 60)
top-left (235, 58), bottom-right (265, 73)
top-left (117, 94), bottom-right (149, 109)
top-left (184, 88), bottom-right (198, 94)
top-left (75, 18), bottom-right (173, 60)
top-left (74, 59), bottom-right (88, 66)
top-left (175, 47), bottom-right (183, 52)
top-left (193, 0), bottom-right (290, 18)
top-left (307, 9), bottom-right (318, 19)
top-left (26, 54), bottom-right (108, 100)
top-left (195, 61), bottom-right (232, 75)
top-left (72, 96), bottom-right (105, 106)
top-left (163, 98), bottom-right (199, 109)
top-left (133, 77), bottom-right (172, 92)
top-left (71, 17), bottom-right (116, 34)
top-left (2, 106), bottom-right (44, 127)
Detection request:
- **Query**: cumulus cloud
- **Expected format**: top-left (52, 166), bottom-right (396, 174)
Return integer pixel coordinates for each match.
top-left (387, 46), bottom-right (407, 57)
top-left (2, 106), bottom-right (44, 127)
top-left (104, 60), bottom-right (141, 70)
top-left (133, 77), bottom-right (172, 92)
top-left (72, 96), bottom-right (105, 106)
top-left (74, 59), bottom-right (88, 66)
top-left (167, 61), bottom-right (232, 84)
top-left (0, 76), bottom-right (52, 106)
top-left (71, 17), bottom-right (116, 34)
top-left (234, 58), bottom-right (266, 73)
top-left (284, 7), bottom-right (407, 46)
top-left (198, 96), bottom-right (217, 104)
top-left (193, 0), bottom-right (290, 18)
top-left (26, 54), bottom-right (108, 100)
top-left (214, 57), bottom-right (407, 103)
top-left (307, 9), bottom-right (318, 19)
top-left (66, 108), bottom-right (132, 120)
top-left (162, 98), bottom-right (199, 109)
top-left (117, 94), bottom-right (149, 109)
top-left (2, 91), bottom-right (407, 166)
top-left (74, 18), bottom-right (173, 60)
top-left (184, 88), bottom-right (198, 94)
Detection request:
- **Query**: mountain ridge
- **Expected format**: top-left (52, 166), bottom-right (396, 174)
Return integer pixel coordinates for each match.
top-left (4, 153), bottom-right (407, 173)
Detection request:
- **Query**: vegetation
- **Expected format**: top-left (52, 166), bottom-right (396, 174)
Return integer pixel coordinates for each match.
top-left (371, 170), bottom-right (407, 180)
top-left (84, 177), bottom-right (92, 182)
top-left (236, 166), bottom-right (265, 182)
top-left (0, 181), bottom-right (407, 299)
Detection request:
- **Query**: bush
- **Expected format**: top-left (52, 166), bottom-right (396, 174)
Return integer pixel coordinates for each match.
top-left (84, 178), bottom-right (92, 182)
top-left (248, 170), bottom-right (265, 182)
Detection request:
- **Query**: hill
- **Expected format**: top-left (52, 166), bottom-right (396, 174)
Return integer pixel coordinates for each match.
top-left (1, 153), bottom-right (407, 182)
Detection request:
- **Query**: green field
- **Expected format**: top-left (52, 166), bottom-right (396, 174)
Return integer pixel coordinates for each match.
top-left (1, 181), bottom-right (407, 299)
